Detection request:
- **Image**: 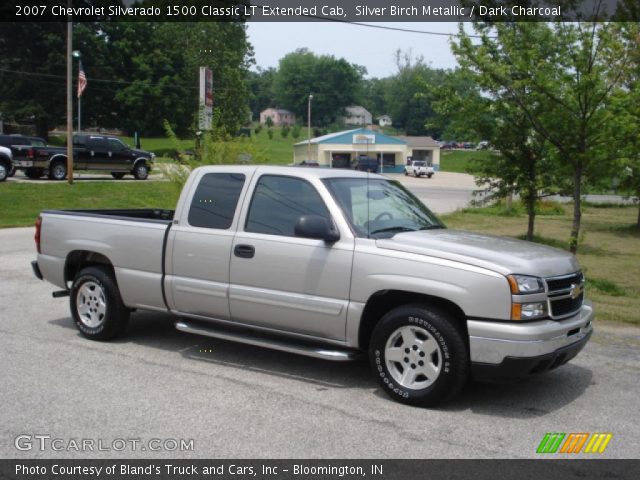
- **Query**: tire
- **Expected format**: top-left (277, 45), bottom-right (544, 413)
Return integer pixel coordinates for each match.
top-left (70, 266), bottom-right (129, 341)
top-left (25, 168), bottom-right (44, 179)
top-left (404, 171), bottom-right (408, 176)
top-left (0, 161), bottom-right (9, 182)
top-left (8, 166), bottom-right (16, 177)
top-left (111, 172), bottom-right (125, 180)
top-left (49, 161), bottom-right (67, 180)
top-left (133, 163), bottom-right (149, 180)
top-left (427, 174), bottom-right (433, 178)
top-left (369, 304), bottom-right (469, 407)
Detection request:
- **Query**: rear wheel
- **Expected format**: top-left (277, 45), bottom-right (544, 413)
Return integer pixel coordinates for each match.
top-left (133, 163), bottom-right (149, 180)
top-left (0, 162), bottom-right (8, 182)
top-left (111, 172), bottom-right (125, 180)
top-left (49, 161), bottom-right (67, 180)
top-left (70, 266), bottom-right (129, 341)
top-left (369, 304), bottom-right (468, 407)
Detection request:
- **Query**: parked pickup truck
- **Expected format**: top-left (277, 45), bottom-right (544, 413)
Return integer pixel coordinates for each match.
top-left (0, 134), bottom-right (46, 181)
top-left (405, 160), bottom-right (434, 178)
top-left (12, 133), bottom-right (154, 180)
top-left (32, 166), bottom-right (593, 406)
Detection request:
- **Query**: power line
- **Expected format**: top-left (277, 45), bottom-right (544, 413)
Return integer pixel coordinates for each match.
top-left (303, 18), bottom-right (490, 39)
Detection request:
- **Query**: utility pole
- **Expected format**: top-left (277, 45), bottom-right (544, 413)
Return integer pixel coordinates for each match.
top-left (307, 94), bottom-right (313, 161)
top-left (65, 3), bottom-right (74, 184)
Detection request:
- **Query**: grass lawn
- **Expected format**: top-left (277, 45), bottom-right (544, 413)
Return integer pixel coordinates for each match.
top-left (439, 149), bottom-right (494, 173)
top-left (0, 182), bottom-right (180, 228)
top-left (442, 203), bottom-right (640, 326)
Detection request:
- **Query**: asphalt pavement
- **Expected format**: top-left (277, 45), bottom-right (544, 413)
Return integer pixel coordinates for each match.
top-left (1, 223), bottom-right (639, 459)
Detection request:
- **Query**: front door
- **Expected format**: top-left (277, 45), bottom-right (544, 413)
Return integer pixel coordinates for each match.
top-left (229, 174), bottom-right (354, 341)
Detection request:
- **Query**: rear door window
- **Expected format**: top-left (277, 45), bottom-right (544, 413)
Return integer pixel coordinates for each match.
top-left (188, 173), bottom-right (246, 229)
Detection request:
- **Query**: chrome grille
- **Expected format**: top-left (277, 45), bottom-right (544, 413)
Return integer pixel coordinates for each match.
top-left (545, 272), bottom-right (584, 319)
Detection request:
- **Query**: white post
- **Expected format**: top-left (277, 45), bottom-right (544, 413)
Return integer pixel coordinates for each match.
top-left (77, 96), bottom-right (81, 133)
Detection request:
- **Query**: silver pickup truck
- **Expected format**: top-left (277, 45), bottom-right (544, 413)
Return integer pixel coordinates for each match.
top-left (32, 166), bottom-right (593, 407)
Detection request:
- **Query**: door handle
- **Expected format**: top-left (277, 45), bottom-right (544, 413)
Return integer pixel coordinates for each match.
top-left (234, 244), bottom-right (255, 259)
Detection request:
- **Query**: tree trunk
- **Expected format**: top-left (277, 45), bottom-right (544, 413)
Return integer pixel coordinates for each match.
top-left (526, 191), bottom-right (536, 241)
top-left (637, 194), bottom-right (640, 231)
top-left (570, 164), bottom-right (583, 253)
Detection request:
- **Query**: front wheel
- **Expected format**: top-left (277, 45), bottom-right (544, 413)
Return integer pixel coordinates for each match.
top-left (369, 304), bottom-right (469, 407)
top-left (70, 266), bottom-right (129, 341)
top-left (133, 163), bottom-right (149, 180)
top-left (111, 172), bottom-right (125, 180)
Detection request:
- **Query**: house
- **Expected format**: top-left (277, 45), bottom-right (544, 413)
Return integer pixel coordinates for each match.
top-left (342, 106), bottom-right (372, 126)
top-left (259, 108), bottom-right (296, 126)
top-left (378, 115), bottom-right (392, 127)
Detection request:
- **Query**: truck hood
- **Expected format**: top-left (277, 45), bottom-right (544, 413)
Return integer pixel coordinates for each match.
top-left (376, 229), bottom-right (580, 277)
top-left (131, 149), bottom-right (152, 158)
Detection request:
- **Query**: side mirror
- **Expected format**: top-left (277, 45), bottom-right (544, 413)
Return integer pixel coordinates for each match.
top-left (294, 215), bottom-right (340, 243)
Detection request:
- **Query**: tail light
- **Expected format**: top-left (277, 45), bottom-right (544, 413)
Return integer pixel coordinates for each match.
top-left (35, 216), bottom-right (42, 253)
top-left (28, 148), bottom-right (35, 159)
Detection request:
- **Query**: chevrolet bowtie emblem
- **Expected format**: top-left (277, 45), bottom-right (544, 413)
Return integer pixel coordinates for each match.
top-left (570, 283), bottom-right (583, 300)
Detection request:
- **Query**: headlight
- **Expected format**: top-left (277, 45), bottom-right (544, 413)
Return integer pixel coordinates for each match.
top-left (511, 301), bottom-right (548, 320)
top-left (507, 274), bottom-right (544, 294)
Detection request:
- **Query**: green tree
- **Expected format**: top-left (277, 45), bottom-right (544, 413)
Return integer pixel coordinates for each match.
top-left (608, 23), bottom-right (640, 229)
top-left (273, 49), bottom-right (365, 126)
top-left (264, 116), bottom-right (274, 128)
top-left (385, 50), bottom-right (447, 137)
top-left (291, 123), bottom-right (301, 139)
top-left (431, 68), bottom-right (555, 240)
top-left (0, 22), bottom-right (67, 138)
top-left (248, 67), bottom-right (277, 120)
top-left (281, 124), bottom-right (290, 138)
top-left (0, 15), bottom-right (253, 138)
top-left (453, 22), bottom-right (630, 252)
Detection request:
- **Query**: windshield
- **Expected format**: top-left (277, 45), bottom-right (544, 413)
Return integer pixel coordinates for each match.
top-left (323, 177), bottom-right (445, 238)
top-left (413, 161), bottom-right (426, 166)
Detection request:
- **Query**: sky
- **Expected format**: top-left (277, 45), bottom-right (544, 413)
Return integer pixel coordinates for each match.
top-left (246, 22), bottom-right (462, 78)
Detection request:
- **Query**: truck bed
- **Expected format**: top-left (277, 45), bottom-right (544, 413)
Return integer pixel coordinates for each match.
top-left (41, 208), bottom-right (174, 224)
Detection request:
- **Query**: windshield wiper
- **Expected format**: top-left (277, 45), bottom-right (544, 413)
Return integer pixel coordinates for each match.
top-left (369, 226), bottom-right (417, 235)
top-left (419, 225), bottom-right (445, 230)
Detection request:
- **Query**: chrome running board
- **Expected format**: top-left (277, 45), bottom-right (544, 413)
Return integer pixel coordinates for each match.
top-left (175, 320), bottom-right (360, 362)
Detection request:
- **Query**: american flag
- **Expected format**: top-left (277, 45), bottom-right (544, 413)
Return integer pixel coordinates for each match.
top-left (77, 61), bottom-right (87, 98)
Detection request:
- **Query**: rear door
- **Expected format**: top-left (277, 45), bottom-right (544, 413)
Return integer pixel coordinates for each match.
top-left (165, 169), bottom-right (251, 320)
top-left (83, 137), bottom-right (109, 170)
top-left (228, 173), bottom-right (354, 341)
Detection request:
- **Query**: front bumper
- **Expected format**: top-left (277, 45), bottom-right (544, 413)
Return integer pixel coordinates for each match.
top-left (468, 303), bottom-right (594, 379)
